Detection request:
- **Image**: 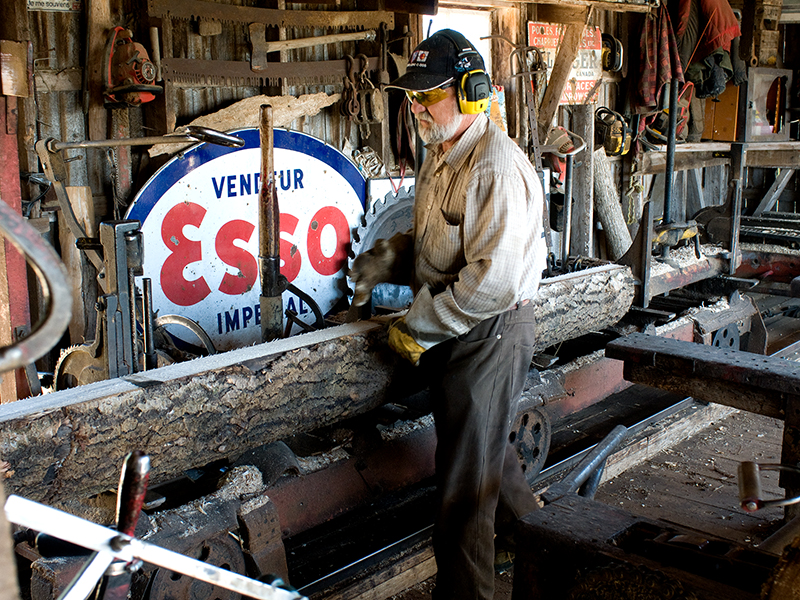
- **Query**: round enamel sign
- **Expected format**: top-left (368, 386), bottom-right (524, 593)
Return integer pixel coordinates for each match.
top-left (126, 128), bottom-right (365, 352)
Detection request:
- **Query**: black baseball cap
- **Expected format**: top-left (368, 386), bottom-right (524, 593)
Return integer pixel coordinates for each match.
top-left (386, 29), bottom-right (486, 92)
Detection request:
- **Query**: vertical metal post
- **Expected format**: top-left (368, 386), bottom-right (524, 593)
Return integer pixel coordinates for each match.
top-left (142, 278), bottom-right (157, 371)
top-left (560, 154), bottom-right (574, 269)
top-left (259, 105), bottom-right (285, 342)
top-left (729, 143), bottom-right (745, 275)
top-left (662, 80), bottom-right (680, 226)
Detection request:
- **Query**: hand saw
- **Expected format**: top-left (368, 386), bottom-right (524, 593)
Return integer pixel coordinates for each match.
top-left (163, 56), bottom-right (380, 89)
top-left (148, 0), bottom-right (394, 30)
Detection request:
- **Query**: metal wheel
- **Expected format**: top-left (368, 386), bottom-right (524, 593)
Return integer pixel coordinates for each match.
top-left (510, 406), bottom-right (551, 485)
top-left (147, 532), bottom-right (246, 600)
top-left (712, 323), bottom-right (740, 349)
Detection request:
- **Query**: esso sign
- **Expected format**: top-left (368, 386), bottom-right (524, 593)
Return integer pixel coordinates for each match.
top-left (126, 128), bottom-right (365, 351)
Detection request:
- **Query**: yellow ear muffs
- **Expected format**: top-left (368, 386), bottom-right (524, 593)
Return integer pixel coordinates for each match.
top-left (456, 69), bottom-right (492, 114)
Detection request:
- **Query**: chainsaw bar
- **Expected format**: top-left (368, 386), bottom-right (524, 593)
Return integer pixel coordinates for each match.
top-left (149, 0), bottom-right (394, 30)
top-left (163, 56), bottom-right (379, 89)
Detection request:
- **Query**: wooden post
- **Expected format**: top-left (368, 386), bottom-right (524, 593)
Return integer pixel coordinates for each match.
top-left (86, 0), bottom-right (112, 192)
top-left (571, 104), bottom-right (594, 257)
top-left (59, 186), bottom-right (97, 343)
top-left (491, 8), bottom-right (518, 139)
top-left (0, 97), bottom-right (32, 402)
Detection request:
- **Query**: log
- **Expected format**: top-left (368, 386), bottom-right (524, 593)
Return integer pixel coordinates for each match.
top-left (0, 322), bottom-right (396, 505)
top-left (0, 265), bottom-right (635, 506)
top-left (148, 92), bottom-right (340, 157)
top-left (533, 263), bottom-right (635, 351)
top-left (593, 148), bottom-right (633, 260)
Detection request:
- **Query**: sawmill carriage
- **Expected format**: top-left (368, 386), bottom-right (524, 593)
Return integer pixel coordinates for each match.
top-left (1, 0), bottom-right (800, 598)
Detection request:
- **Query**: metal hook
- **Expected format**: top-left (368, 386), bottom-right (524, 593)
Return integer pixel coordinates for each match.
top-left (345, 54), bottom-right (358, 85)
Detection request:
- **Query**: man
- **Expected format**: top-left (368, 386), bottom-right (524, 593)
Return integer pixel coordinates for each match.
top-left (348, 29), bottom-right (547, 600)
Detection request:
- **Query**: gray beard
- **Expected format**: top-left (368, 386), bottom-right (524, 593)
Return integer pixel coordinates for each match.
top-left (416, 108), bottom-right (465, 145)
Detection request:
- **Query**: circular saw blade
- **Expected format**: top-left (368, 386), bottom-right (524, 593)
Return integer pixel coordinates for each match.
top-left (54, 345), bottom-right (107, 390)
top-left (348, 186), bottom-right (415, 310)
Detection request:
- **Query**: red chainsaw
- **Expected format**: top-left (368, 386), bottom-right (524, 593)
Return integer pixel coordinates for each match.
top-left (104, 26), bottom-right (161, 107)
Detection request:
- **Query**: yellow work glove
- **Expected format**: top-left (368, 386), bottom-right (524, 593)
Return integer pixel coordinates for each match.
top-left (388, 317), bottom-right (426, 366)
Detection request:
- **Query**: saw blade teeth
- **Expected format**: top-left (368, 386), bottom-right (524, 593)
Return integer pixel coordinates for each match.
top-left (347, 186), bottom-right (415, 293)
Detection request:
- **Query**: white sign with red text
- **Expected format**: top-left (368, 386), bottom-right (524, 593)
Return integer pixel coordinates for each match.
top-left (126, 128), bottom-right (365, 351)
top-left (528, 22), bottom-right (602, 105)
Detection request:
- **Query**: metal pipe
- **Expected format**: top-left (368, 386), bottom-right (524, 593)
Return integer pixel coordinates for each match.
top-left (560, 154), bottom-right (574, 269)
top-left (142, 279), bottom-right (157, 371)
top-left (49, 127), bottom-right (244, 151)
top-left (578, 457), bottom-right (607, 500)
top-left (662, 79), bottom-right (680, 225)
top-left (259, 105), bottom-right (286, 342)
top-left (541, 424), bottom-right (628, 504)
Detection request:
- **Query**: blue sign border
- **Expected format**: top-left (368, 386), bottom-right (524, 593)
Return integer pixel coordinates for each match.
top-left (127, 128), bottom-right (366, 223)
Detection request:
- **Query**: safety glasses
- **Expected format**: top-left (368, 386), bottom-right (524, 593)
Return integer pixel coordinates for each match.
top-left (405, 85), bottom-right (453, 107)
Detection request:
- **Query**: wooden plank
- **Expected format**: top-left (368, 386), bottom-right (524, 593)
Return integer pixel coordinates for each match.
top-left (752, 169), bottom-right (795, 215)
top-left (536, 13), bottom-right (588, 140)
top-left (640, 151), bottom-right (729, 175)
top-left (0, 95), bottom-right (31, 402)
top-left (596, 410), bottom-right (786, 545)
top-left (603, 403), bottom-right (736, 483)
top-left (535, 3), bottom-right (592, 23)
top-left (33, 69), bottom-right (82, 93)
top-left (744, 149), bottom-right (800, 168)
top-left (326, 548), bottom-right (436, 600)
top-left (58, 186), bottom-right (96, 344)
top-left (529, 0), bottom-right (652, 12)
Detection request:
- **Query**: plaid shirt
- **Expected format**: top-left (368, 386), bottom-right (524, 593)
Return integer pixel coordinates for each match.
top-left (404, 113), bottom-right (547, 348)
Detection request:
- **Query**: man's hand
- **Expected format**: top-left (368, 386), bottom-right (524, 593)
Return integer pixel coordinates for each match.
top-left (388, 317), bottom-right (426, 366)
top-left (348, 236), bottom-right (405, 307)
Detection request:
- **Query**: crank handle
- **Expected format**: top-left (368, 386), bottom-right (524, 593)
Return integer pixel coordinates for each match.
top-left (738, 461), bottom-right (800, 512)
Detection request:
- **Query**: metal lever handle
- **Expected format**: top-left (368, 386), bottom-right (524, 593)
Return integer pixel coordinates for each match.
top-left (738, 461), bottom-right (800, 512)
top-left (47, 127), bottom-right (244, 151)
top-left (0, 201), bottom-right (72, 374)
top-left (183, 126), bottom-right (245, 148)
top-left (115, 451), bottom-right (150, 537)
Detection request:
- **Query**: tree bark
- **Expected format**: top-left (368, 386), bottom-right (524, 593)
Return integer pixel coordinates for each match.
top-left (534, 264), bottom-right (634, 351)
top-left (0, 266), bottom-right (635, 506)
top-left (593, 148), bottom-right (633, 260)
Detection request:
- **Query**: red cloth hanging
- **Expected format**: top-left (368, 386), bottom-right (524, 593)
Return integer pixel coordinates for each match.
top-left (675, 0), bottom-right (740, 57)
top-left (637, 5), bottom-right (685, 114)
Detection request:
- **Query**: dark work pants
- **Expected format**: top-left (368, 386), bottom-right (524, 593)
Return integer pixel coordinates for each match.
top-left (422, 303), bottom-right (539, 600)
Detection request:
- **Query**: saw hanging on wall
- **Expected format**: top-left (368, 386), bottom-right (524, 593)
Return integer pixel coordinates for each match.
top-left (104, 26), bottom-right (162, 107)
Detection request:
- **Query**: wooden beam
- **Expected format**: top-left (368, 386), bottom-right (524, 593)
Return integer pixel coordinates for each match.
top-left (605, 332), bottom-right (791, 418)
top-left (536, 12), bottom-right (589, 141)
top-left (0, 96), bottom-right (32, 402)
top-left (752, 169), bottom-right (794, 216)
top-left (535, 3), bottom-right (592, 24)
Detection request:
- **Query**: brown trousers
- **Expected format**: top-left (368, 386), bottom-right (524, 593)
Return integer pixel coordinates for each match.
top-left (421, 302), bottom-right (539, 600)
